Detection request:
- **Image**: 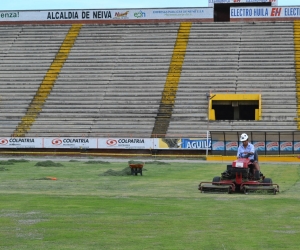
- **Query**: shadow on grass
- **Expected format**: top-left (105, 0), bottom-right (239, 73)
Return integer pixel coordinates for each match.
top-left (84, 160), bottom-right (111, 164)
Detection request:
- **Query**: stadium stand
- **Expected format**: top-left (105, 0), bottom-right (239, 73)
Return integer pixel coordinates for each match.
top-left (13, 24), bottom-right (82, 137)
top-left (0, 25), bottom-right (71, 137)
top-left (151, 22), bottom-right (192, 138)
top-left (294, 21), bottom-right (300, 129)
top-left (27, 23), bottom-right (180, 137)
top-left (0, 21), bottom-right (299, 138)
top-left (167, 21), bottom-right (298, 136)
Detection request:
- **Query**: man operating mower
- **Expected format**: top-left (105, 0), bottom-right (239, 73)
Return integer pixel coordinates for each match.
top-left (237, 133), bottom-right (261, 179)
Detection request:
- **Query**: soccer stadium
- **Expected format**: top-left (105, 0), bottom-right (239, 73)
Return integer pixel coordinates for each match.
top-left (0, 0), bottom-right (300, 159)
top-left (1, 1), bottom-right (300, 249)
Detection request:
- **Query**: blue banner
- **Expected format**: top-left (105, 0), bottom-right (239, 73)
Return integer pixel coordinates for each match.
top-left (180, 139), bottom-right (211, 150)
top-left (280, 141), bottom-right (293, 152)
top-left (294, 142), bottom-right (300, 152)
top-left (212, 140), bottom-right (225, 151)
top-left (226, 141), bottom-right (238, 151)
top-left (252, 141), bottom-right (265, 151)
top-left (266, 141), bottom-right (279, 151)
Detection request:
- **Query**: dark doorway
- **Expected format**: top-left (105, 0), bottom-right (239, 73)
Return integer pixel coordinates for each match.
top-left (239, 104), bottom-right (257, 120)
top-left (212, 101), bottom-right (258, 120)
top-left (213, 104), bottom-right (234, 120)
top-left (214, 2), bottom-right (272, 22)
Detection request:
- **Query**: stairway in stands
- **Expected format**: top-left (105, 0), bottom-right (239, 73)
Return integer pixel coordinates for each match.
top-left (13, 24), bottom-right (82, 137)
top-left (151, 22), bottom-right (192, 138)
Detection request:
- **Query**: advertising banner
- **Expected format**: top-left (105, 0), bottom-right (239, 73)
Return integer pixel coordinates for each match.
top-left (0, 137), bottom-right (42, 148)
top-left (226, 141), bottom-right (239, 151)
top-left (98, 138), bottom-right (154, 149)
top-left (157, 138), bottom-right (182, 149)
top-left (230, 6), bottom-right (300, 18)
top-left (0, 8), bottom-right (213, 22)
top-left (280, 141), bottom-right (293, 152)
top-left (209, 0), bottom-right (278, 7)
top-left (212, 140), bottom-right (225, 151)
top-left (43, 137), bottom-right (97, 149)
top-left (156, 138), bottom-right (211, 150)
top-left (0, 137), bottom-right (296, 152)
top-left (266, 141), bottom-right (279, 151)
top-left (180, 138), bottom-right (211, 150)
top-left (294, 142), bottom-right (300, 152)
top-left (252, 141), bottom-right (265, 151)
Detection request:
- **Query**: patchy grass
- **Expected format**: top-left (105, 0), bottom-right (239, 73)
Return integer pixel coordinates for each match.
top-left (7, 159), bottom-right (30, 163)
top-left (0, 160), bottom-right (15, 165)
top-left (0, 159), bottom-right (29, 165)
top-left (35, 160), bottom-right (64, 167)
top-left (0, 159), bottom-right (299, 250)
top-left (99, 167), bottom-right (132, 176)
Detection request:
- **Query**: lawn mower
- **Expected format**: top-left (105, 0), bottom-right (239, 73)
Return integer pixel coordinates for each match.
top-left (198, 155), bottom-right (279, 194)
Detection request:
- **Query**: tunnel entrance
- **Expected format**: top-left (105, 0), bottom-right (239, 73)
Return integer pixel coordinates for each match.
top-left (212, 101), bottom-right (258, 120)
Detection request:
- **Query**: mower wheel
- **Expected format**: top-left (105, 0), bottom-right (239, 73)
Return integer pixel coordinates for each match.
top-left (254, 170), bottom-right (260, 180)
top-left (212, 176), bottom-right (221, 183)
top-left (263, 178), bottom-right (272, 185)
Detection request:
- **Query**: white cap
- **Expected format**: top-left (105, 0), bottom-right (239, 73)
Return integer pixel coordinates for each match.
top-left (240, 133), bottom-right (248, 142)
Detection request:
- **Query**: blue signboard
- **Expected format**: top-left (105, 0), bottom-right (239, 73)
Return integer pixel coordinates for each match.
top-left (252, 141), bottom-right (265, 151)
top-left (280, 141), bottom-right (293, 152)
top-left (226, 141), bottom-right (238, 151)
top-left (212, 140), bottom-right (225, 151)
top-left (181, 139), bottom-right (211, 150)
top-left (266, 141), bottom-right (279, 151)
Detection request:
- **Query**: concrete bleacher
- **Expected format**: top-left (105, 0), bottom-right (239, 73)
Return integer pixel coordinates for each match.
top-left (0, 25), bottom-right (70, 136)
top-left (167, 22), bottom-right (241, 136)
top-left (237, 22), bottom-right (296, 122)
top-left (167, 21), bottom-right (297, 136)
top-left (27, 23), bottom-right (180, 137)
top-left (0, 22), bottom-right (298, 138)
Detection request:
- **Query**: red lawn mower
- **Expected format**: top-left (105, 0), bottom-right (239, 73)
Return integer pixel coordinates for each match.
top-left (199, 156), bottom-right (279, 194)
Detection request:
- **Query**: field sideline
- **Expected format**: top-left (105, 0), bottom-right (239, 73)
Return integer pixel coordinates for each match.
top-left (0, 157), bottom-right (299, 250)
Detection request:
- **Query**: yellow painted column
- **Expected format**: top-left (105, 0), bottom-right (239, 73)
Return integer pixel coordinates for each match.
top-left (152, 22), bottom-right (192, 137)
top-left (161, 22), bottom-right (192, 106)
top-left (294, 21), bottom-right (300, 129)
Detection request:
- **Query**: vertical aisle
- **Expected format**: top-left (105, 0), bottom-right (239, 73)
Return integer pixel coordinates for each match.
top-left (294, 21), bottom-right (300, 129)
top-left (151, 22), bottom-right (192, 138)
top-left (13, 24), bottom-right (82, 137)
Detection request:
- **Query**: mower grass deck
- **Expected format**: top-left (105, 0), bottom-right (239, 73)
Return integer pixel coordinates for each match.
top-left (243, 184), bottom-right (279, 194)
top-left (199, 183), bottom-right (234, 194)
top-left (199, 182), bottom-right (279, 195)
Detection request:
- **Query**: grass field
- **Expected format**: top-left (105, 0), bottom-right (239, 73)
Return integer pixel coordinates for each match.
top-left (0, 158), bottom-right (299, 250)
